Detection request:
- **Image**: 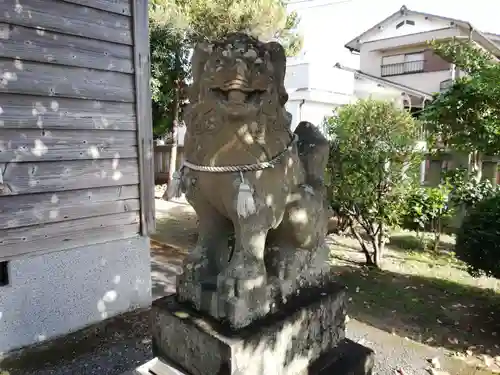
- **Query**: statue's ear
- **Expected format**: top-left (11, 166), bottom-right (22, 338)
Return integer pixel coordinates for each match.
top-left (265, 41), bottom-right (288, 106)
top-left (189, 42), bottom-right (212, 101)
top-left (191, 41), bottom-right (212, 83)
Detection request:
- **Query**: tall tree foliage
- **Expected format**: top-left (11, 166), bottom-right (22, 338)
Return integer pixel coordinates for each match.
top-left (326, 99), bottom-right (422, 268)
top-left (149, 0), bottom-right (302, 138)
top-left (422, 39), bottom-right (500, 157)
top-left (177, 0), bottom-right (302, 55)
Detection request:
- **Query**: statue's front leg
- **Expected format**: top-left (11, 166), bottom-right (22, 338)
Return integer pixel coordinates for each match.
top-left (223, 225), bottom-right (268, 286)
top-left (177, 197), bottom-right (233, 309)
top-left (217, 214), bottom-right (271, 328)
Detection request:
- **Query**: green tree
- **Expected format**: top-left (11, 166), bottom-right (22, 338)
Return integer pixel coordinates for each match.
top-left (149, 23), bottom-right (189, 138)
top-left (175, 0), bottom-right (302, 55)
top-left (422, 39), bottom-right (500, 174)
top-left (326, 99), bottom-right (422, 267)
top-left (149, 1), bottom-right (190, 138)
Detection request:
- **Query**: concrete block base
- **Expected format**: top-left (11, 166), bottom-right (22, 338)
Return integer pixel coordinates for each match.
top-left (151, 283), bottom-right (374, 375)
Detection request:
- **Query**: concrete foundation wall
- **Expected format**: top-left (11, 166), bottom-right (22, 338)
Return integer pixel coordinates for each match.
top-left (0, 236), bottom-right (151, 354)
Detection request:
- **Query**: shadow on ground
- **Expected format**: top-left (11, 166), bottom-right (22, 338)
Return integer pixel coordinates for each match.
top-left (0, 309), bottom-right (151, 375)
top-left (150, 240), bottom-right (185, 299)
top-left (331, 261), bottom-right (500, 358)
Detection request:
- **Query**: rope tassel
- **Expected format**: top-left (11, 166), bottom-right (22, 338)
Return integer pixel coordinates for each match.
top-left (236, 171), bottom-right (256, 218)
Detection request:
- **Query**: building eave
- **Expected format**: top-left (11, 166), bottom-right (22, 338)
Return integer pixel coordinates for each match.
top-left (334, 62), bottom-right (433, 100)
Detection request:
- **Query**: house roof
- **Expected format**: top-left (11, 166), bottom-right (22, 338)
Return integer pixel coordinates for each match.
top-left (334, 62), bottom-right (433, 100)
top-left (344, 5), bottom-right (500, 57)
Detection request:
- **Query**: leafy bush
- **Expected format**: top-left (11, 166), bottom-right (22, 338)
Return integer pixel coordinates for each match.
top-left (325, 99), bottom-right (423, 267)
top-left (402, 184), bottom-right (453, 250)
top-left (455, 193), bottom-right (500, 279)
top-left (446, 168), bottom-right (499, 209)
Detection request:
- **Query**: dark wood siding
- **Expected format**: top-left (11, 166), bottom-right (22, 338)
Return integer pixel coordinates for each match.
top-left (0, 0), bottom-right (153, 260)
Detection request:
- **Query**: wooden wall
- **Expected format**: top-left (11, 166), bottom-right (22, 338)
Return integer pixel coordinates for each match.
top-left (0, 0), bottom-right (154, 260)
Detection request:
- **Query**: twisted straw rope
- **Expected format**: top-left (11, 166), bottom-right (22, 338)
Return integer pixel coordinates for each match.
top-left (181, 134), bottom-right (298, 173)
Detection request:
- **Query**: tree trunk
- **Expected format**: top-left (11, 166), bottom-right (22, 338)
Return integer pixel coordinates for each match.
top-left (432, 217), bottom-right (441, 252)
top-left (433, 230), bottom-right (441, 252)
top-left (350, 225), bottom-right (375, 266)
top-left (371, 229), bottom-right (384, 268)
top-left (167, 50), bottom-right (181, 190)
top-left (168, 110), bottom-right (178, 180)
top-left (469, 151), bottom-right (482, 182)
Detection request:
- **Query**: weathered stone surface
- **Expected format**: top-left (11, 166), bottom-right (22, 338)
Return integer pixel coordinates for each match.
top-left (176, 242), bottom-right (332, 328)
top-left (152, 283), bottom-right (347, 375)
top-left (172, 32), bottom-right (332, 329)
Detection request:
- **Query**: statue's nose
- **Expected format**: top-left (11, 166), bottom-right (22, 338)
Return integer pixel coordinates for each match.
top-left (235, 59), bottom-right (248, 78)
top-left (224, 59), bottom-right (249, 90)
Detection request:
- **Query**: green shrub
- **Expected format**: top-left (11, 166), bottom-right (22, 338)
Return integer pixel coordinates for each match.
top-left (446, 168), bottom-right (499, 209)
top-left (325, 99), bottom-right (422, 267)
top-left (402, 185), bottom-right (453, 251)
top-left (455, 193), bottom-right (500, 279)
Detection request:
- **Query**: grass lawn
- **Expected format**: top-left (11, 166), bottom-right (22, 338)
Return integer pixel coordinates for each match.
top-left (329, 231), bottom-right (500, 371)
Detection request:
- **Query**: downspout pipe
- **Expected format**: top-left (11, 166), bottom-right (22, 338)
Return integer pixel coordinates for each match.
top-left (299, 99), bottom-right (305, 122)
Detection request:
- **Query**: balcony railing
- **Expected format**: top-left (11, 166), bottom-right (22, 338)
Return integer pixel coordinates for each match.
top-left (381, 60), bottom-right (425, 77)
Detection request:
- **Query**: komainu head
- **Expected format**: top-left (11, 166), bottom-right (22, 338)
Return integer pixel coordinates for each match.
top-left (188, 33), bottom-right (289, 122)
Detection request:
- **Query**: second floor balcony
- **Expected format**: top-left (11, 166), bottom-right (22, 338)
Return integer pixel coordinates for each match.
top-left (381, 60), bottom-right (425, 77)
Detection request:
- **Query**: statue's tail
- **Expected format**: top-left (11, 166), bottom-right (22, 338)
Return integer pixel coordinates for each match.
top-left (293, 121), bottom-right (330, 189)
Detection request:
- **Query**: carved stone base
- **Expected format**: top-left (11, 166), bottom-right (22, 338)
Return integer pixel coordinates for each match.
top-left (152, 283), bottom-right (374, 375)
top-left (176, 244), bottom-right (331, 329)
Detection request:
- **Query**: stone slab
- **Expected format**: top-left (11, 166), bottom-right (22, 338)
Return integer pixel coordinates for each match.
top-left (152, 283), bottom-right (348, 375)
top-left (127, 341), bottom-right (373, 375)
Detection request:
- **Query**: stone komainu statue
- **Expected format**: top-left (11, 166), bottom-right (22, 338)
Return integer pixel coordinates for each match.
top-left (167, 33), bottom-right (332, 328)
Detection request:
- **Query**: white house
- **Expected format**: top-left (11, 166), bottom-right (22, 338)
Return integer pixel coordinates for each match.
top-left (284, 3), bottom-right (500, 132)
top-left (339, 5), bottom-right (500, 107)
top-left (284, 56), bottom-right (354, 133)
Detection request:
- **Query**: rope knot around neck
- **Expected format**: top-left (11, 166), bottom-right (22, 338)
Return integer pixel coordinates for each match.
top-left (166, 134), bottom-right (298, 218)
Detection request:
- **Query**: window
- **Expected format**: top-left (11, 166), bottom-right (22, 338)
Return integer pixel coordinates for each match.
top-left (382, 55), bottom-right (404, 65)
top-left (396, 19), bottom-right (415, 29)
top-left (381, 52), bottom-right (424, 76)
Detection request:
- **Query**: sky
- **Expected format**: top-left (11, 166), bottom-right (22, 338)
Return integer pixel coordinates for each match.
top-left (288, 0), bottom-right (500, 66)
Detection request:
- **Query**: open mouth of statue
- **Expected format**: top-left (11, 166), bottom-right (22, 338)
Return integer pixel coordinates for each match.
top-left (211, 82), bottom-right (265, 106)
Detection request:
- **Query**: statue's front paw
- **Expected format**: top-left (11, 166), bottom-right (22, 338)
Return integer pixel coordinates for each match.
top-left (181, 248), bottom-right (210, 282)
top-left (218, 256), bottom-right (266, 297)
top-left (216, 256), bottom-right (270, 328)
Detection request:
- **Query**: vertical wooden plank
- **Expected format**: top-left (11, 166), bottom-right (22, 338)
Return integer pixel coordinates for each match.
top-left (132, 0), bottom-right (155, 235)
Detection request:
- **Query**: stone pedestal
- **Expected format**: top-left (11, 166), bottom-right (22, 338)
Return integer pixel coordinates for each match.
top-left (152, 282), bottom-right (374, 375)
top-left (176, 244), bottom-right (332, 329)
